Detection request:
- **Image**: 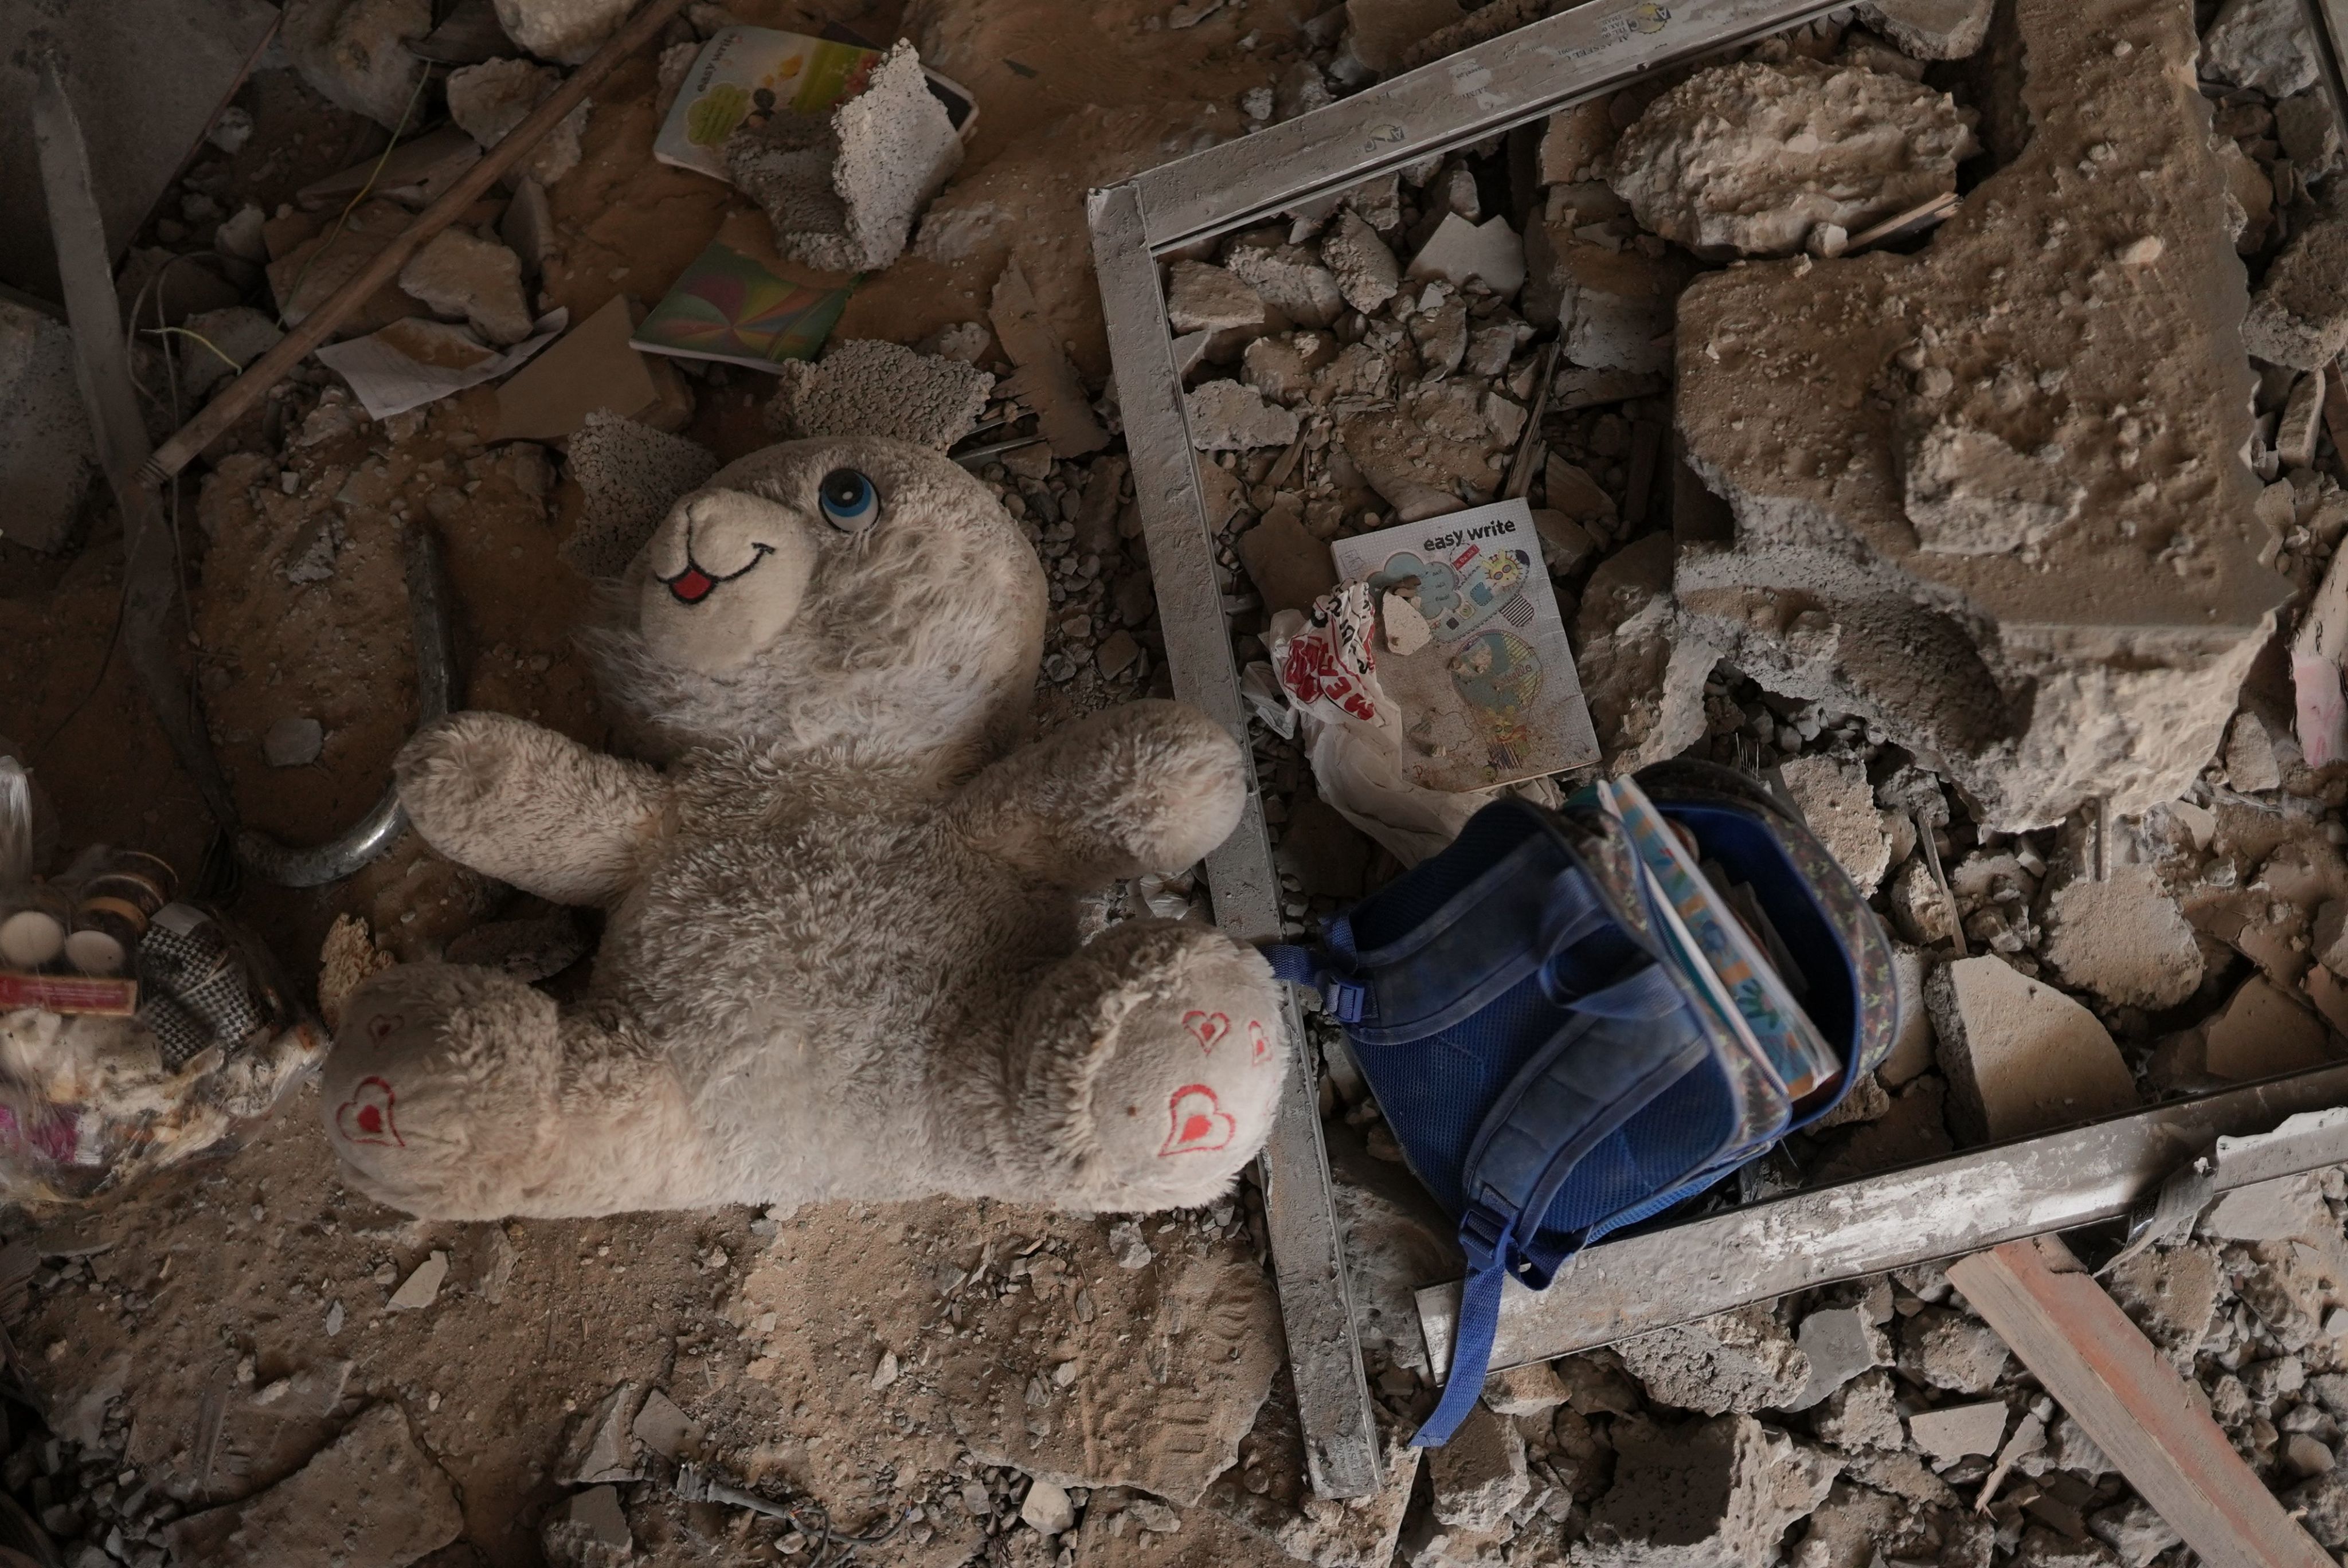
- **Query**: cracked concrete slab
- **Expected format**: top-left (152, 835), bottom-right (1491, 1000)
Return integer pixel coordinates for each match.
top-left (1670, 0), bottom-right (2290, 831)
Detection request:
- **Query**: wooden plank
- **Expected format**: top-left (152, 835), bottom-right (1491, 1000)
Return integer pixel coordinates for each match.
top-left (1946, 1237), bottom-right (2332, 1568)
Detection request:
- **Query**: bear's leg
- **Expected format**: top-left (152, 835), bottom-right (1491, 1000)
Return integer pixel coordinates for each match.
top-left (321, 963), bottom-right (726, 1220)
top-left (1001, 920), bottom-right (1287, 1213)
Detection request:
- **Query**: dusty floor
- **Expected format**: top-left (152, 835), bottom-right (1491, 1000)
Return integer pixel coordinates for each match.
top-left (13, 0), bottom-right (2348, 1564)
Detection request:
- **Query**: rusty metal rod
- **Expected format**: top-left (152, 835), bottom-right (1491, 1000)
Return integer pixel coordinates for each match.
top-left (140, 0), bottom-right (691, 482)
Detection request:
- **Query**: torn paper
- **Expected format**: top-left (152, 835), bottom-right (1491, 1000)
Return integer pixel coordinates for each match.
top-left (315, 309), bottom-right (567, 421)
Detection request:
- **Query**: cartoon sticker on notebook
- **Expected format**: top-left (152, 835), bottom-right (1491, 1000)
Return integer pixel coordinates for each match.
top-left (1451, 629), bottom-right (1544, 771)
top-left (1369, 546), bottom-right (1531, 644)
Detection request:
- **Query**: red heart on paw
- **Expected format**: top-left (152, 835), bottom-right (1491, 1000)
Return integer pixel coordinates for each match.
top-left (335, 1076), bottom-right (405, 1148)
top-left (1159, 1083), bottom-right (1236, 1157)
top-left (1182, 1010), bottom-right (1230, 1055)
top-left (1247, 1019), bottom-right (1272, 1065)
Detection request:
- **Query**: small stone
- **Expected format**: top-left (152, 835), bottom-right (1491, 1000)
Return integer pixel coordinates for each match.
top-left (1897, 1307), bottom-right (2011, 1395)
top-left (1925, 957), bottom-right (2138, 1143)
top-left (1097, 630), bottom-right (1142, 679)
top-left (2037, 864), bottom-right (2203, 1010)
top-left (2289, 1433), bottom-right (2338, 1476)
top-left (871, 1351), bottom-right (900, 1390)
top-left (1429, 1405), bottom-right (1528, 1531)
top-left (1783, 1304), bottom-right (1890, 1411)
top-left (1614, 1303), bottom-right (1811, 1416)
top-left (1383, 591), bottom-right (1432, 655)
top-left (2200, 974), bottom-right (2334, 1081)
top-left (1234, 508), bottom-right (1337, 614)
top-left (1021, 1477), bottom-right (1075, 1536)
top-left (2223, 711), bottom-right (2282, 792)
top-left (2245, 215), bottom-right (2348, 370)
top-left (1531, 509), bottom-right (1598, 577)
top-left (1856, 0), bottom-right (1994, 59)
top-left (2201, 0), bottom-right (2319, 96)
top-left (1405, 213), bottom-right (1525, 299)
top-left (398, 228), bottom-right (533, 346)
top-left (1165, 262), bottom-right (1274, 336)
top-left (446, 58), bottom-right (587, 186)
top-left (2202, 1170), bottom-right (2333, 1242)
top-left (1543, 452), bottom-right (1618, 524)
top-left (1780, 755), bottom-right (1894, 896)
top-left (387, 1251), bottom-right (448, 1310)
top-left (2087, 1496), bottom-right (2178, 1568)
top-left (629, 1389), bottom-right (700, 1460)
top-left (1225, 239), bottom-right (1345, 328)
top-left (2114, 235), bottom-right (2163, 266)
top-left (1482, 1361), bottom-right (1570, 1418)
top-left (2279, 370), bottom-right (2326, 471)
top-left (263, 716), bottom-right (324, 768)
top-left (1906, 1400), bottom-right (2007, 1465)
top-left (1321, 210), bottom-right (1401, 314)
top-left (1185, 380), bottom-right (1300, 452)
top-left (1107, 1220), bottom-right (1153, 1269)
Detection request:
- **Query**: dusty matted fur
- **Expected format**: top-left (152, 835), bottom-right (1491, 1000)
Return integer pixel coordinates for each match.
top-left (321, 438), bottom-right (1285, 1220)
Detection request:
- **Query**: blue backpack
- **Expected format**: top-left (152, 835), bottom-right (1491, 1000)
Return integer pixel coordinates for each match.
top-left (1267, 761), bottom-right (1900, 1445)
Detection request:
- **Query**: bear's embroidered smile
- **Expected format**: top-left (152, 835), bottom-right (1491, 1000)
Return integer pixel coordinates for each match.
top-left (660, 542), bottom-right (773, 605)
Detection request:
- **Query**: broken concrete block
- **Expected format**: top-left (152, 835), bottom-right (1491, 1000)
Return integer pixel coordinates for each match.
top-left (2086, 1497), bottom-right (2179, 1568)
top-left (2280, 369), bottom-right (2326, 471)
top-left (2204, 1170), bottom-right (2333, 1243)
top-left (1570, 534), bottom-right (1717, 773)
top-left (388, 1250), bottom-right (448, 1309)
top-left (1779, 755), bottom-right (1893, 895)
top-left (1406, 214), bottom-right (1525, 300)
top-left (1614, 1303), bottom-right (1811, 1417)
top-left (542, 1483), bottom-right (633, 1567)
top-left (1881, 944), bottom-right (1938, 1086)
top-left (725, 40), bottom-right (961, 275)
top-left (1537, 99), bottom-right (1619, 185)
top-left (1240, 333), bottom-right (1333, 405)
top-left (2103, 1241), bottom-right (2222, 1366)
top-left (1226, 239), bottom-right (1345, 329)
top-left (1784, 1306), bottom-right (1891, 1412)
top-left (1522, 218), bottom-right (1689, 373)
top-left (1609, 57), bottom-right (1978, 258)
top-left (1532, 510), bottom-right (1599, 577)
top-left (1022, 1477), bottom-right (1076, 1536)
top-left (766, 338), bottom-right (992, 449)
top-left (2247, 213), bottom-right (2348, 370)
top-left (1236, 508), bottom-right (1338, 617)
top-left (447, 57), bottom-right (589, 186)
top-left (1544, 453), bottom-right (1618, 525)
top-left (1188, 380), bottom-right (1300, 452)
top-left (1580, 1414), bottom-right (1840, 1567)
top-left (2222, 710), bottom-right (2282, 792)
top-left (1339, 380), bottom-right (1504, 519)
top-left (2201, 0), bottom-right (2319, 96)
top-left (1165, 261), bottom-right (1277, 340)
top-left (557, 1383), bottom-right (642, 1484)
top-left (1926, 957), bottom-right (2137, 1142)
top-left (559, 413), bottom-right (720, 579)
top-left (1672, 0), bottom-right (2288, 834)
top-left (2202, 973), bottom-right (2335, 1080)
top-left (1857, 0), bottom-right (1995, 58)
top-left (1321, 210), bottom-right (1402, 315)
top-left (2037, 864), bottom-right (2203, 1010)
top-left (1896, 1306), bottom-right (2011, 1394)
top-left (1812, 1371), bottom-right (1906, 1452)
top-left (1484, 1360), bottom-right (1571, 1418)
top-left (1430, 1404), bottom-right (1529, 1530)
top-left (398, 228), bottom-right (533, 346)
top-left (163, 1404), bottom-right (463, 1565)
top-left (492, 0), bottom-right (630, 65)
top-left (1339, 0), bottom-right (1464, 76)
top-left (629, 1387), bottom-right (701, 1460)
top-left (281, 0), bottom-right (432, 129)
top-left (2280, 90), bottom-right (2345, 176)
top-left (991, 259), bottom-right (1110, 459)
top-left (1906, 1400), bottom-right (2006, 1465)
top-left (0, 297), bottom-right (101, 554)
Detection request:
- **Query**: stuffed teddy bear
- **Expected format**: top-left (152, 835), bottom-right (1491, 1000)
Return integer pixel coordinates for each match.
top-left (321, 438), bottom-right (1286, 1220)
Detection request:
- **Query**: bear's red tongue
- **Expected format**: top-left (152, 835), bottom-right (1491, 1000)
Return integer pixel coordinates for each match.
top-left (668, 566), bottom-right (715, 603)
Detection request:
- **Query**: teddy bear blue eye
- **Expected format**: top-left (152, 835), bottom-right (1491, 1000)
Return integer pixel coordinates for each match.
top-left (817, 469), bottom-right (880, 532)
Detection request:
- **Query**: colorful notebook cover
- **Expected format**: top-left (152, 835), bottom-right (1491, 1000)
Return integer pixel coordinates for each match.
top-left (655, 28), bottom-right (882, 179)
top-left (629, 242), bottom-right (851, 371)
top-left (1601, 776), bottom-right (1842, 1104)
top-left (1326, 499), bottom-right (1600, 791)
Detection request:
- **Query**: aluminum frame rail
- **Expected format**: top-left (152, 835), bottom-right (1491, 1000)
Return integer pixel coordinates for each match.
top-left (1415, 1064), bottom-right (2348, 1377)
top-left (1089, 0), bottom-right (1849, 1499)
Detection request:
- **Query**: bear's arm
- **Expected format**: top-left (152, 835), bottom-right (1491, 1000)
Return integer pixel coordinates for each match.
top-left (950, 700), bottom-right (1246, 888)
top-left (395, 712), bottom-right (667, 907)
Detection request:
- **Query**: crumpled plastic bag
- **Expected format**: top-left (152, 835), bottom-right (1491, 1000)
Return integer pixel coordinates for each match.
top-left (1266, 583), bottom-right (1551, 866)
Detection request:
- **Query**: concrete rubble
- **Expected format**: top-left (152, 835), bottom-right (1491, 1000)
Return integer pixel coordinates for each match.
top-left (17, 0), bottom-right (2348, 1563)
top-left (1607, 57), bottom-right (1979, 260)
top-left (724, 40), bottom-right (963, 275)
top-left (766, 337), bottom-right (995, 449)
top-left (1669, 0), bottom-right (2292, 832)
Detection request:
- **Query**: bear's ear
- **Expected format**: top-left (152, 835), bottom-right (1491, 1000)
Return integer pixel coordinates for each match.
top-left (635, 489), bottom-right (820, 673)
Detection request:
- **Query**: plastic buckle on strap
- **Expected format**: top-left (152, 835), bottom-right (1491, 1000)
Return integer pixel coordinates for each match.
top-left (1321, 977), bottom-right (1367, 1024)
top-left (1457, 1201), bottom-right (1510, 1271)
